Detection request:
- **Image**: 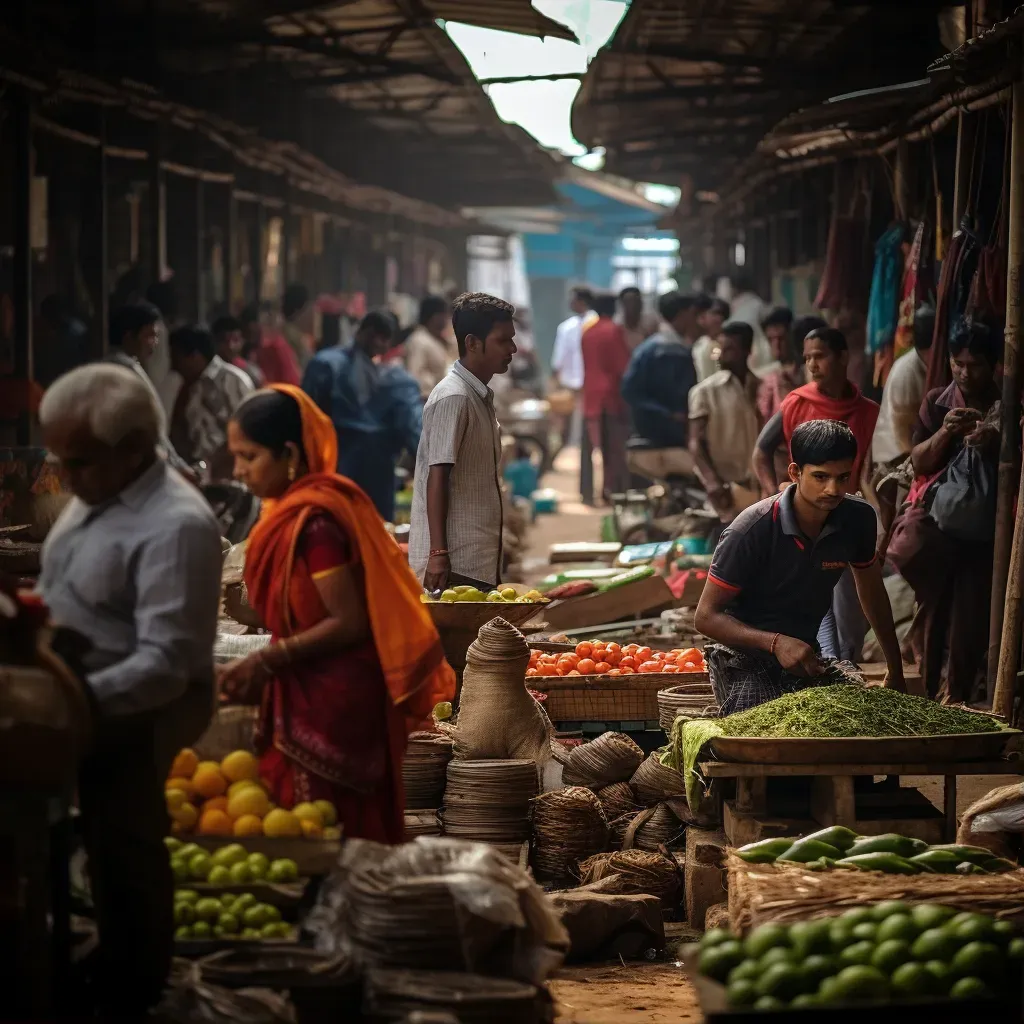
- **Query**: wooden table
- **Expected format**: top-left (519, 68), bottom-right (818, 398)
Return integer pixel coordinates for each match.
top-left (700, 759), bottom-right (1024, 846)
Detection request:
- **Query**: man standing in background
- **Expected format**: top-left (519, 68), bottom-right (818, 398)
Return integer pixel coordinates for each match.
top-left (581, 293), bottom-right (633, 501)
top-left (692, 295), bottom-right (731, 381)
top-left (551, 286), bottom-right (598, 504)
top-left (617, 286), bottom-right (659, 351)
top-left (405, 294), bottom-right (453, 400)
top-left (728, 275), bottom-right (775, 372)
top-left (281, 283), bottom-right (314, 373)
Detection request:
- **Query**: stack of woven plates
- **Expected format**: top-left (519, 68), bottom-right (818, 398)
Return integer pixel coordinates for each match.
top-left (657, 683), bottom-right (718, 733)
top-left (402, 732), bottom-right (454, 810)
top-left (438, 759), bottom-right (538, 845)
top-left (404, 809), bottom-right (441, 839)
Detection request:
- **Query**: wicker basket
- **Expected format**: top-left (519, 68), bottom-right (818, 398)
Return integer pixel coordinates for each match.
top-left (562, 732), bottom-right (643, 789)
top-left (630, 751), bottom-right (686, 805)
top-left (531, 787), bottom-right (609, 884)
top-left (578, 849), bottom-right (683, 908)
top-left (533, 671), bottom-right (709, 723)
top-left (657, 683), bottom-right (718, 733)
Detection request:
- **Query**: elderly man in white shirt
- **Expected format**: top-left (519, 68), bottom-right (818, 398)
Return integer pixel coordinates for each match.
top-left (551, 286), bottom-right (598, 503)
top-left (38, 363), bottom-right (222, 1016)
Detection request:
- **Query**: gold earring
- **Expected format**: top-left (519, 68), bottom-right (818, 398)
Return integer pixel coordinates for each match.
top-left (288, 465), bottom-right (296, 481)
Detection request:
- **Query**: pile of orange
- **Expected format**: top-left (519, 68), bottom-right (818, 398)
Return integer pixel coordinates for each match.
top-left (527, 641), bottom-right (706, 678)
top-left (165, 747), bottom-right (339, 841)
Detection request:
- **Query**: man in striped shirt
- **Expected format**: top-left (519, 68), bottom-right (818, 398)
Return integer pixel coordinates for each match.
top-left (410, 293), bottom-right (517, 592)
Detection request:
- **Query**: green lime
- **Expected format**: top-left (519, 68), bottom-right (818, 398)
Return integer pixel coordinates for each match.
top-left (871, 939), bottom-right (913, 975)
top-left (220, 894), bottom-right (237, 909)
top-left (801, 954), bottom-right (835, 985)
top-left (271, 922), bottom-right (291, 938)
top-left (698, 940), bottom-right (744, 981)
top-left (756, 963), bottom-right (806, 1000)
top-left (829, 920), bottom-right (858, 951)
top-left (790, 920), bottom-right (832, 958)
top-left (949, 976), bottom-right (995, 1000)
top-left (871, 900), bottom-right (912, 922)
top-left (726, 978), bottom-right (758, 1007)
top-left (950, 941), bottom-right (1003, 981)
top-left (243, 905), bottom-right (268, 929)
top-left (744, 923), bottom-right (790, 960)
top-left (950, 917), bottom-right (996, 945)
top-left (170, 857), bottom-right (190, 884)
top-left (727, 959), bottom-right (760, 985)
top-left (174, 925), bottom-right (192, 941)
top-left (851, 921), bottom-right (878, 942)
top-left (830, 964), bottom-right (889, 1002)
top-left (992, 919), bottom-right (1017, 943)
top-left (175, 889), bottom-right (199, 904)
top-left (817, 976), bottom-right (841, 1004)
top-left (912, 928), bottom-right (958, 962)
top-left (207, 865), bottom-right (232, 886)
top-left (212, 925), bottom-right (225, 938)
top-left (838, 940), bottom-right (875, 968)
top-left (701, 927), bottom-right (734, 949)
top-left (1008, 937), bottom-right (1024, 961)
top-left (211, 843), bottom-right (248, 868)
top-left (876, 914), bottom-right (919, 944)
top-left (177, 843), bottom-right (201, 861)
top-left (911, 904), bottom-right (956, 931)
top-left (241, 927), bottom-right (260, 939)
top-left (758, 947), bottom-right (796, 970)
top-left (164, 836), bottom-right (182, 853)
top-left (790, 993), bottom-right (820, 1009)
top-left (247, 852), bottom-right (271, 877)
top-left (924, 960), bottom-right (952, 993)
top-left (260, 922), bottom-right (280, 939)
top-left (217, 912), bottom-right (240, 935)
top-left (840, 907), bottom-right (875, 927)
top-left (233, 893), bottom-right (257, 913)
top-left (261, 904), bottom-right (282, 924)
top-left (195, 897), bottom-right (222, 923)
top-left (191, 921), bottom-right (212, 940)
top-left (267, 858), bottom-right (299, 883)
top-left (188, 852), bottom-right (212, 881)
top-left (754, 996), bottom-right (787, 1010)
top-left (228, 861), bottom-right (252, 885)
top-left (173, 902), bottom-right (195, 926)
top-left (890, 961), bottom-right (936, 996)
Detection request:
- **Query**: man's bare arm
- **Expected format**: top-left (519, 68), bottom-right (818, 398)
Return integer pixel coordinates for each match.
top-left (422, 464), bottom-right (453, 592)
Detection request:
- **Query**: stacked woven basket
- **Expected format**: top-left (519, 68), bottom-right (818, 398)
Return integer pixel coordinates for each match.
top-left (403, 732), bottom-right (455, 810)
top-left (439, 759), bottom-right (538, 846)
top-left (657, 682), bottom-right (718, 733)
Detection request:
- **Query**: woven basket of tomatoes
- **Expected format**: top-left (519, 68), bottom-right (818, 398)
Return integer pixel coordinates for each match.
top-left (526, 642), bottom-right (708, 722)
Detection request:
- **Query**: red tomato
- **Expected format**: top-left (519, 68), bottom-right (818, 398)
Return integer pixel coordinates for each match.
top-left (607, 668), bottom-right (621, 676)
top-left (605, 650), bottom-right (622, 666)
top-left (526, 667), bottom-right (538, 677)
top-left (663, 652), bottom-right (678, 663)
top-left (577, 658), bottom-right (596, 675)
top-left (619, 666), bottom-right (635, 675)
top-left (635, 646), bottom-right (652, 663)
top-left (575, 642), bottom-right (594, 658)
top-left (594, 661), bottom-right (611, 674)
top-left (567, 670), bottom-right (581, 676)
top-left (680, 647), bottom-right (700, 660)
top-left (619, 656), bottom-right (637, 671)
top-left (638, 660), bottom-right (662, 673)
top-left (661, 664), bottom-right (679, 674)
top-left (681, 661), bottom-right (699, 671)
top-left (606, 642), bottom-right (621, 654)
top-left (623, 643), bottom-right (639, 655)
top-left (538, 663), bottom-right (557, 676)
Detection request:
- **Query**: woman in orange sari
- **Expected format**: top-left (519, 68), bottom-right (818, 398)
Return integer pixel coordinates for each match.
top-left (218, 385), bottom-right (454, 842)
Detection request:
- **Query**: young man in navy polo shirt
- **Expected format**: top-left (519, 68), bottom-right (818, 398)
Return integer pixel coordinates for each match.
top-left (695, 419), bottom-right (904, 714)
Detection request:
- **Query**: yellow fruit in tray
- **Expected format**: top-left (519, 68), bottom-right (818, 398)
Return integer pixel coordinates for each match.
top-left (221, 750), bottom-right (259, 784)
top-left (227, 778), bottom-right (261, 799)
top-left (227, 785), bottom-right (271, 821)
top-left (262, 808), bottom-right (302, 838)
top-left (292, 802), bottom-right (324, 828)
top-left (166, 777), bottom-right (196, 799)
top-left (169, 801), bottom-right (198, 832)
top-left (323, 826), bottom-right (341, 840)
top-left (203, 796), bottom-right (229, 815)
top-left (197, 809), bottom-right (233, 837)
top-left (440, 589), bottom-right (458, 602)
top-left (313, 800), bottom-right (337, 827)
top-left (169, 748), bottom-right (199, 780)
top-left (233, 814), bottom-right (264, 837)
top-left (192, 762), bottom-right (228, 800)
top-left (166, 788), bottom-right (190, 814)
top-left (300, 819), bottom-right (323, 839)
top-left (501, 587), bottom-right (518, 600)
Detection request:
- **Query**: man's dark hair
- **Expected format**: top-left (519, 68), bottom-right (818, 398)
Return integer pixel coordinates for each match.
top-left (805, 326), bottom-right (848, 355)
top-left (913, 303), bottom-right (936, 351)
top-left (418, 294), bottom-right (448, 326)
top-left (593, 293), bottom-right (618, 318)
top-left (109, 301), bottom-right (161, 348)
top-left (282, 283), bottom-right (310, 320)
top-left (571, 286), bottom-right (594, 307)
top-left (791, 315), bottom-right (828, 347)
top-left (211, 315), bottom-right (242, 338)
top-left (451, 292), bottom-right (515, 357)
top-left (618, 286), bottom-right (641, 300)
top-left (359, 310), bottom-right (398, 340)
top-left (949, 315), bottom-right (1002, 365)
top-left (762, 306), bottom-right (794, 331)
top-left (791, 419), bottom-right (859, 468)
top-left (721, 320), bottom-right (754, 351)
top-left (710, 297), bottom-right (731, 319)
top-left (146, 280), bottom-right (178, 321)
top-left (239, 303), bottom-right (260, 329)
top-left (694, 293), bottom-right (714, 313)
top-left (658, 291), bottom-right (698, 323)
top-left (168, 324), bottom-right (215, 361)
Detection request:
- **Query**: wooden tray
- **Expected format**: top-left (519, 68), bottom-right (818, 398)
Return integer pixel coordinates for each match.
top-left (175, 880), bottom-right (308, 909)
top-left (529, 671), bottom-right (708, 722)
top-left (711, 729), bottom-right (1020, 765)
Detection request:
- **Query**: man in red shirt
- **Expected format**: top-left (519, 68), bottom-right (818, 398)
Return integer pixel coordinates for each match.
top-left (581, 292), bottom-right (633, 502)
top-left (752, 326), bottom-right (880, 663)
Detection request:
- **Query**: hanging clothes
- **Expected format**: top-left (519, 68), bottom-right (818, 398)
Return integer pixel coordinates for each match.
top-left (815, 215), bottom-right (871, 312)
top-left (866, 223), bottom-right (906, 382)
top-left (925, 222), bottom-right (979, 393)
top-left (877, 220), bottom-right (931, 387)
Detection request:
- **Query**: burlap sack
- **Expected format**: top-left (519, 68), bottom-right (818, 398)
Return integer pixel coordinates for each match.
top-left (443, 618), bottom-right (553, 766)
top-left (957, 781), bottom-right (1024, 861)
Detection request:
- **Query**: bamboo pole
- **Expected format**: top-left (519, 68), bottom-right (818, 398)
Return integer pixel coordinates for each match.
top-left (992, 74), bottom-right (1024, 719)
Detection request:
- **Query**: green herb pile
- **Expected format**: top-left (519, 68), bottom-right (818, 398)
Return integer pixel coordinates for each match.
top-left (670, 686), bottom-right (1001, 811)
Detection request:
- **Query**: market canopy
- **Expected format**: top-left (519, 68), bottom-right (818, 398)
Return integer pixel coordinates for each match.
top-left (572, 0), bottom-right (951, 192)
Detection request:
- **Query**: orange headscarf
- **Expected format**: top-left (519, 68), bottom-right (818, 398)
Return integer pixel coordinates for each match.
top-left (244, 384), bottom-right (454, 723)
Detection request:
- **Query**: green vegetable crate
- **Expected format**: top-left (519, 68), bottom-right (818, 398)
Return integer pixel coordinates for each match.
top-left (682, 900), bottom-right (1024, 1021)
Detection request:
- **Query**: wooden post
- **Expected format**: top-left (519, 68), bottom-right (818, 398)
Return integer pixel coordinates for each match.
top-left (952, 111), bottom-right (977, 231)
top-left (195, 178), bottom-right (205, 321)
top-left (225, 186), bottom-right (237, 313)
top-left (12, 88), bottom-right (34, 446)
top-left (993, 76), bottom-right (1024, 719)
top-left (148, 121), bottom-right (165, 286)
top-left (97, 109), bottom-right (109, 356)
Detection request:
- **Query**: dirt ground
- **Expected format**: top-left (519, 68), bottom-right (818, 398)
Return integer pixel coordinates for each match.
top-left (527, 447), bottom-right (1021, 1022)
